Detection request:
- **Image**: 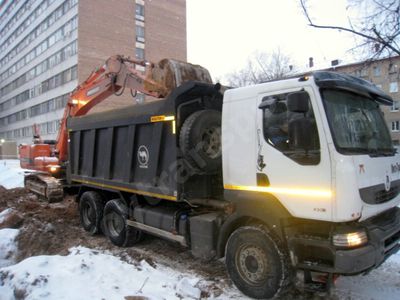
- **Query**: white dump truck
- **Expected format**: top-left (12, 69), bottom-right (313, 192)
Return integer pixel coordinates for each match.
top-left (50, 62), bottom-right (399, 299)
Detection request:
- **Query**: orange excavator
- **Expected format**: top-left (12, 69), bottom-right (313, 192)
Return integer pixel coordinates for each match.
top-left (19, 55), bottom-right (211, 201)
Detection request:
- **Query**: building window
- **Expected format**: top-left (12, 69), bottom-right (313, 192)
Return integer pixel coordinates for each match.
top-left (392, 121), bottom-right (400, 132)
top-left (136, 4), bottom-right (144, 20)
top-left (135, 48), bottom-right (144, 60)
top-left (390, 82), bottom-right (399, 93)
top-left (136, 25), bottom-right (145, 42)
top-left (360, 68), bottom-right (368, 77)
top-left (389, 63), bottom-right (398, 74)
top-left (373, 66), bottom-right (381, 77)
top-left (354, 68), bottom-right (368, 78)
top-left (391, 101), bottom-right (400, 112)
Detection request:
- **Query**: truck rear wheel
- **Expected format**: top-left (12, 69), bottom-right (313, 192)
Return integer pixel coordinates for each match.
top-left (79, 191), bottom-right (104, 235)
top-left (225, 225), bottom-right (292, 299)
top-left (103, 199), bottom-right (143, 247)
top-left (180, 110), bottom-right (221, 174)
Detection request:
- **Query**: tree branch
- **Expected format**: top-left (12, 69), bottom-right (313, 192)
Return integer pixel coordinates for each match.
top-left (300, 0), bottom-right (400, 57)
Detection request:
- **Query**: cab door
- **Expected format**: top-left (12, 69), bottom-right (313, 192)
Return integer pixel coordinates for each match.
top-left (256, 87), bottom-right (333, 221)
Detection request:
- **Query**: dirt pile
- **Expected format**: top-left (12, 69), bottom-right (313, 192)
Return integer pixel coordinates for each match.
top-left (0, 187), bottom-right (228, 287)
top-left (0, 187), bottom-right (30, 211)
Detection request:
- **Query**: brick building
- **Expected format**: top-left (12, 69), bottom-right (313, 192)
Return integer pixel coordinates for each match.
top-left (0, 0), bottom-right (186, 144)
top-left (327, 56), bottom-right (400, 144)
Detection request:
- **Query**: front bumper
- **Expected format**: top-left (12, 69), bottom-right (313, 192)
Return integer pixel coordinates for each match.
top-left (289, 207), bottom-right (400, 274)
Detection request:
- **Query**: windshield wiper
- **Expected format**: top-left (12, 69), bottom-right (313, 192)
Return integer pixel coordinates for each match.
top-left (339, 147), bottom-right (395, 156)
top-left (369, 148), bottom-right (397, 157)
top-left (339, 147), bottom-right (371, 154)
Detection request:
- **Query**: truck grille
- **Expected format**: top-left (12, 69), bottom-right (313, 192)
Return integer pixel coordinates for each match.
top-left (362, 208), bottom-right (400, 258)
top-left (359, 180), bottom-right (400, 204)
top-left (384, 229), bottom-right (400, 252)
top-left (375, 186), bottom-right (400, 204)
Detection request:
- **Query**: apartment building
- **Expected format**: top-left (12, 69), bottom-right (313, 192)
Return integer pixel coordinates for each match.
top-left (327, 55), bottom-right (400, 144)
top-left (0, 0), bottom-right (186, 144)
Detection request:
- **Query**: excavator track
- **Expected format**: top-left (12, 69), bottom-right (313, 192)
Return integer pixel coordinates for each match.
top-left (24, 173), bottom-right (64, 203)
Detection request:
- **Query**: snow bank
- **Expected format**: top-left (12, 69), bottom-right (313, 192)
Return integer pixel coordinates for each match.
top-left (0, 160), bottom-right (25, 189)
top-left (0, 228), bottom-right (19, 268)
top-left (0, 246), bottom-right (208, 300)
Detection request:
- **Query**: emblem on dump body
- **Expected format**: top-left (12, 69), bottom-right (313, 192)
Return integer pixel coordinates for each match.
top-left (138, 145), bottom-right (149, 168)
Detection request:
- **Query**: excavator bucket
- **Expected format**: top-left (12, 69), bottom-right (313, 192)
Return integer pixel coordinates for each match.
top-left (148, 59), bottom-right (212, 93)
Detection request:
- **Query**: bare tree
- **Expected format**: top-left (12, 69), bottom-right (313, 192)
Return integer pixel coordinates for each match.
top-left (300, 0), bottom-right (400, 59)
top-left (225, 50), bottom-right (296, 87)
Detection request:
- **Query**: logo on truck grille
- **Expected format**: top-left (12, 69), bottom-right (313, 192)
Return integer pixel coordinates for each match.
top-left (385, 175), bottom-right (391, 192)
top-left (138, 145), bottom-right (149, 168)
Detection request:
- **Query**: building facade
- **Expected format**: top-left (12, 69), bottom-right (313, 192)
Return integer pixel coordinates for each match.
top-left (327, 56), bottom-right (400, 144)
top-left (0, 0), bottom-right (186, 144)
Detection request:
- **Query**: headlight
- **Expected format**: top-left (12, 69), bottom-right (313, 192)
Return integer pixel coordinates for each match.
top-left (47, 165), bottom-right (60, 173)
top-left (332, 231), bottom-right (368, 248)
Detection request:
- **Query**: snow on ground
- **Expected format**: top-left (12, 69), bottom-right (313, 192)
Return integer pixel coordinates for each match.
top-left (334, 254), bottom-right (400, 299)
top-left (0, 207), bottom-right (14, 223)
top-left (0, 228), bottom-right (19, 268)
top-left (0, 246), bottom-right (230, 300)
top-left (0, 159), bottom-right (25, 189)
top-left (0, 160), bottom-right (400, 299)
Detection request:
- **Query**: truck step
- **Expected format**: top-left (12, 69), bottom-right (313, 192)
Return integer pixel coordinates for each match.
top-left (126, 219), bottom-right (187, 246)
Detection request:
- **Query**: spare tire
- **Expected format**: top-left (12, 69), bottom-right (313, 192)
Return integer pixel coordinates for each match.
top-left (180, 110), bottom-right (222, 174)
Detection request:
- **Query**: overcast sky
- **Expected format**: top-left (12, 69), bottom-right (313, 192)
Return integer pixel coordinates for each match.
top-left (186, 0), bottom-right (357, 82)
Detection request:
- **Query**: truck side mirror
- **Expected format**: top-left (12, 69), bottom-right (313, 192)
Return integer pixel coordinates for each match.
top-left (287, 91), bottom-right (310, 113)
top-left (288, 118), bottom-right (312, 151)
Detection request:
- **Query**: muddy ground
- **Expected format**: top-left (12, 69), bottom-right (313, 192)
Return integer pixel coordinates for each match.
top-left (0, 187), bottom-right (333, 299)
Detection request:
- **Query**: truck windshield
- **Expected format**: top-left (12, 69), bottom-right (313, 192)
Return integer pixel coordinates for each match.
top-left (322, 89), bottom-right (394, 156)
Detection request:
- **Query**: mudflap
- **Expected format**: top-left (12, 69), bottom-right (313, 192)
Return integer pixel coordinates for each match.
top-left (24, 173), bottom-right (63, 202)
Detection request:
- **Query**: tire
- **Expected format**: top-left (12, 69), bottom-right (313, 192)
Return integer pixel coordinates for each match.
top-left (79, 191), bottom-right (104, 235)
top-left (225, 225), bottom-right (293, 299)
top-left (103, 199), bottom-right (143, 247)
top-left (179, 110), bottom-right (222, 174)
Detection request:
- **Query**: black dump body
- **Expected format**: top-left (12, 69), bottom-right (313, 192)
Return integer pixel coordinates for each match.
top-left (67, 81), bottom-right (223, 202)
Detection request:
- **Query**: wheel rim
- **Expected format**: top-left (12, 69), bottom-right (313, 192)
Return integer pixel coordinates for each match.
top-left (235, 244), bottom-right (270, 286)
top-left (201, 126), bottom-right (221, 159)
top-left (82, 202), bottom-right (95, 227)
top-left (106, 211), bottom-right (125, 237)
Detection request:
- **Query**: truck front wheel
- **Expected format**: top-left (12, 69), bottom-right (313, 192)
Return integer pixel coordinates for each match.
top-left (79, 191), bottom-right (104, 235)
top-left (103, 199), bottom-right (143, 247)
top-left (225, 225), bottom-right (292, 299)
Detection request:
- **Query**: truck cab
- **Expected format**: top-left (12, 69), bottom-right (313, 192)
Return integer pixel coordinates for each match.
top-left (221, 71), bottom-right (400, 296)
